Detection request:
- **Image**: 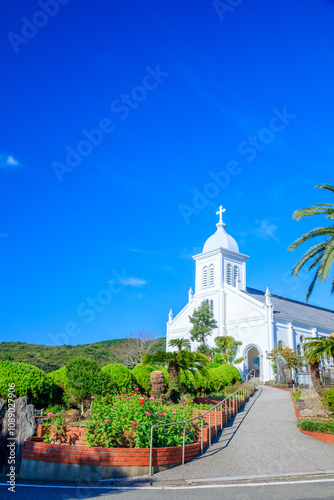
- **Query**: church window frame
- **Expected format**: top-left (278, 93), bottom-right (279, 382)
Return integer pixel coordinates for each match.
top-left (277, 340), bottom-right (285, 349)
top-left (226, 264), bottom-right (232, 285)
top-left (210, 299), bottom-right (214, 312)
top-left (296, 344), bottom-right (302, 356)
top-left (300, 335), bottom-right (305, 344)
top-left (233, 266), bottom-right (239, 287)
top-left (209, 264), bottom-right (214, 287)
top-left (202, 266), bottom-right (208, 288)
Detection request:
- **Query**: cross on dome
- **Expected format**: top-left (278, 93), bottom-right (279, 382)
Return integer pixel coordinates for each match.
top-left (216, 205), bottom-right (226, 224)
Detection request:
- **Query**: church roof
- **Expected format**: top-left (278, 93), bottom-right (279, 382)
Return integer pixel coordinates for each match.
top-left (246, 287), bottom-right (334, 331)
top-left (203, 207), bottom-right (239, 254)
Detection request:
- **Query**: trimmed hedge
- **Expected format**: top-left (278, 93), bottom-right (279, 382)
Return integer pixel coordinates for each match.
top-left (131, 364), bottom-right (169, 393)
top-left (323, 389), bottom-right (334, 413)
top-left (101, 363), bottom-right (135, 393)
top-left (0, 360), bottom-right (59, 408)
top-left (48, 366), bottom-right (68, 390)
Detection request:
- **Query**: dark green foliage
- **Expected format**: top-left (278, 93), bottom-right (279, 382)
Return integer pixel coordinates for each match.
top-left (189, 301), bottom-right (218, 346)
top-left (101, 364), bottom-right (135, 393)
top-left (0, 338), bottom-right (166, 373)
top-left (208, 364), bottom-right (242, 392)
top-left (0, 360), bottom-right (59, 408)
top-left (64, 357), bottom-right (107, 410)
top-left (323, 388), bottom-right (334, 412)
top-left (297, 419), bottom-right (334, 434)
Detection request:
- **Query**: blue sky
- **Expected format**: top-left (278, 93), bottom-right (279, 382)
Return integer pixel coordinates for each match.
top-left (1, 0), bottom-right (334, 346)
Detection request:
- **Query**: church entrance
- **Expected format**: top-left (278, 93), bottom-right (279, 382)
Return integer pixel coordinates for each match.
top-left (247, 346), bottom-right (260, 378)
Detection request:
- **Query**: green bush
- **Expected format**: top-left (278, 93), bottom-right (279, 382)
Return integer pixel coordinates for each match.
top-left (0, 360), bottom-right (59, 408)
top-left (208, 367), bottom-right (228, 391)
top-left (218, 363), bottom-right (242, 385)
top-left (132, 364), bottom-right (168, 393)
top-left (48, 366), bottom-right (68, 390)
top-left (297, 419), bottom-right (334, 434)
top-left (64, 357), bottom-right (107, 410)
top-left (179, 369), bottom-right (213, 395)
top-left (101, 364), bottom-right (135, 394)
top-left (212, 354), bottom-right (224, 364)
top-left (323, 389), bottom-right (334, 413)
top-left (207, 362), bottom-right (221, 369)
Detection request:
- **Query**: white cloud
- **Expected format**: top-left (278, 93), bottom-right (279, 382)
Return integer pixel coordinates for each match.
top-left (238, 220), bottom-right (279, 241)
top-left (0, 154), bottom-right (20, 169)
top-left (109, 276), bottom-right (147, 287)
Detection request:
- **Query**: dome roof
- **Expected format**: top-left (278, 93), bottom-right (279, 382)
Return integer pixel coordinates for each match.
top-left (203, 222), bottom-right (239, 253)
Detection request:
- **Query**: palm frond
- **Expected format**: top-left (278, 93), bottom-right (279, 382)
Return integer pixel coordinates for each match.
top-left (306, 266), bottom-right (321, 302)
top-left (308, 252), bottom-right (323, 272)
top-left (316, 184), bottom-right (334, 195)
top-left (293, 204), bottom-right (334, 221)
top-left (318, 237), bottom-right (334, 281)
top-left (288, 226), bottom-right (334, 252)
top-left (289, 242), bottom-right (325, 275)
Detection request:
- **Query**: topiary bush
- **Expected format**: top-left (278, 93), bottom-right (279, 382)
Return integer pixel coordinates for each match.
top-left (179, 369), bottom-right (214, 395)
top-left (218, 363), bottom-right (242, 385)
top-left (131, 364), bottom-right (169, 393)
top-left (101, 364), bottom-right (135, 394)
top-left (0, 360), bottom-right (59, 408)
top-left (48, 366), bottom-right (68, 390)
top-left (132, 364), bottom-right (156, 392)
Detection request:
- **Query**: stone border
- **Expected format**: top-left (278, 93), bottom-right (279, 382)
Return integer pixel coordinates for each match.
top-left (272, 386), bottom-right (334, 445)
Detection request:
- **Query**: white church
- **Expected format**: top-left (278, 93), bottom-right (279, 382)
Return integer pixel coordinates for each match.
top-left (166, 206), bottom-right (334, 383)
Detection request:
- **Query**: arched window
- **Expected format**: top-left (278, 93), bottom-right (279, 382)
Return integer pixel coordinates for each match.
top-left (296, 344), bottom-right (302, 356)
top-left (210, 300), bottom-right (214, 312)
top-left (209, 264), bottom-right (214, 287)
top-left (203, 266), bottom-right (208, 288)
top-left (277, 340), bottom-right (285, 349)
top-left (233, 266), bottom-right (239, 287)
top-left (300, 335), bottom-right (305, 344)
top-left (226, 264), bottom-right (232, 285)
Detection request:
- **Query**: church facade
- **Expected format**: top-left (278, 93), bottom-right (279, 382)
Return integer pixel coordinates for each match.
top-left (166, 207), bottom-right (334, 382)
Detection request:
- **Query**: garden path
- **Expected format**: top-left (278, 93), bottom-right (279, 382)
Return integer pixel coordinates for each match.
top-left (151, 385), bottom-right (334, 481)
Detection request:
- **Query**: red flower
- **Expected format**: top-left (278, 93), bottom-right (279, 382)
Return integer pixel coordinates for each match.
top-left (139, 400), bottom-right (144, 405)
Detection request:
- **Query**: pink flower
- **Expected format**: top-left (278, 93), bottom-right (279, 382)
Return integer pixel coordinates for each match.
top-left (117, 395), bottom-right (122, 398)
top-left (104, 419), bottom-right (110, 423)
top-left (157, 412), bottom-right (164, 415)
top-left (173, 412), bottom-right (176, 414)
top-left (91, 396), bottom-right (95, 399)
top-left (129, 404), bottom-right (132, 405)
top-left (132, 422), bottom-right (137, 428)
top-left (113, 403), bottom-right (117, 405)
top-left (134, 388), bottom-right (139, 391)
top-left (47, 412), bottom-right (53, 416)
top-left (144, 412), bottom-right (151, 415)
top-left (125, 398), bottom-right (129, 400)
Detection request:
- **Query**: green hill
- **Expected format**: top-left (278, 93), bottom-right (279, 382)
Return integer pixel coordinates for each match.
top-left (0, 337), bottom-right (166, 373)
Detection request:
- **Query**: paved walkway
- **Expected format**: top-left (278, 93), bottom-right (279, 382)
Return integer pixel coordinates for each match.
top-left (152, 385), bottom-right (334, 481)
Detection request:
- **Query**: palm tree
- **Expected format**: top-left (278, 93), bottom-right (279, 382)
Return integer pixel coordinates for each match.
top-left (303, 334), bottom-right (334, 394)
top-left (142, 350), bottom-right (208, 402)
top-left (288, 184), bottom-right (334, 301)
top-left (168, 338), bottom-right (191, 352)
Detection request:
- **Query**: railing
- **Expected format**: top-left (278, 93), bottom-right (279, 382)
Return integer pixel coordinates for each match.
top-left (149, 377), bottom-right (256, 476)
top-left (246, 369), bottom-right (256, 380)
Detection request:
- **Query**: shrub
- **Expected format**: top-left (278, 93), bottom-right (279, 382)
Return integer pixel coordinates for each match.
top-left (297, 419), bottom-right (334, 434)
top-left (323, 389), bottom-right (334, 413)
top-left (207, 362), bottom-right (221, 369)
top-left (86, 392), bottom-right (197, 448)
top-left (132, 365), bottom-right (156, 392)
top-left (101, 364), bottom-right (135, 394)
top-left (218, 363), bottom-right (242, 385)
top-left (64, 357), bottom-right (107, 411)
top-left (179, 369), bottom-right (213, 395)
top-left (132, 364), bottom-right (168, 393)
top-left (48, 366), bottom-right (68, 390)
top-left (212, 354), bottom-right (224, 364)
top-left (0, 360), bottom-right (59, 408)
top-left (208, 367), bottom-right (228, 392)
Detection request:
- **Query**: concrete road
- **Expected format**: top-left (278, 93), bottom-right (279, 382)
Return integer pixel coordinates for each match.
top-left (1, 475), bottom-right (334, 500)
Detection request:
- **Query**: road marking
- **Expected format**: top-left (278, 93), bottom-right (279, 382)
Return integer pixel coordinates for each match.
top-left (1, 478), bottom-right (334, 490)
